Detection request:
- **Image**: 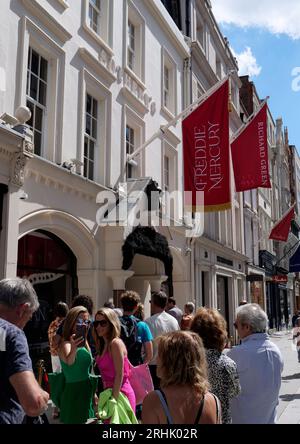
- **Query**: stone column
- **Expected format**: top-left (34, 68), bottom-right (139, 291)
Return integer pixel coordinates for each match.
top-left (105, 270), bottom-right (134, 307)
top-left (2, 185), bottom-right (20, 278)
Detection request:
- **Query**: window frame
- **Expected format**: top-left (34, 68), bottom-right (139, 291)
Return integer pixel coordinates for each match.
top-left (83, 0), bottom-right (113, 55)
top-left (84, 93), bottom-right (98, 181)
top-left (123, 105), bottom-right (145, 181)
top-left (26, 47), bottom-right (48, 157)
top-left (161, 48), bottom-right (177, 118)
top-left (16, 17), bottom-right (66, 163)
top-left (77, 68), bottom-right (112, 186)
top-left (124, 1), bottom-right (145, 83)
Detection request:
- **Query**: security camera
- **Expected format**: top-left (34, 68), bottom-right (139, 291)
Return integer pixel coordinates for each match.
top-left (19, 190), bottom-right (28, 200)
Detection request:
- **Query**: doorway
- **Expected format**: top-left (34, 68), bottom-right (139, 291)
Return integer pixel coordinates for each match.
top-left (217, 275), bottom-right (229, 327)
top-left (17, 230), bottom-right (78, 373)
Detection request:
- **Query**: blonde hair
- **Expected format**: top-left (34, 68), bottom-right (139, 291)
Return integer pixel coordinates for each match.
top-left (93, 307), bottom-right (121, 355)
top-left (157, 331), bottom-right (209, 396)
top-left (62, 306), bottom-right (88, 341)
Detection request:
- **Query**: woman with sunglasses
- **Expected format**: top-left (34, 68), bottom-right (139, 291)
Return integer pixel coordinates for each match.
top-left (93, 308), bottom-right (136, 413)
top-left (57, 306), bottom-right (98, 424)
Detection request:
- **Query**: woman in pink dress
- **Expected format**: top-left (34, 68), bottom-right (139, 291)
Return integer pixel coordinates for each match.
top-left (93, 308), bottom-right (136, 412)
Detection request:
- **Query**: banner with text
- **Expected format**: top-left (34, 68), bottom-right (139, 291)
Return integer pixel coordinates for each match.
top-left (231, 103), bottom-right (271, 192)
top-left (182, 80), bottom-right (230, 212)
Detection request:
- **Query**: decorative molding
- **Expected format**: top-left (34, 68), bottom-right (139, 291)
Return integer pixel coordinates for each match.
top-left (145, 0), bottom-right (190, 58)
top-left (0, 146), bottom-right (14, 160)
top-left (54, 0), bottom-right (69, 10)
top-left (78, 47), bottom-right (117, 85)
top-left (25, 272), bottom-right (64, 285)
top-left (10, 153), bottom-right (27, 187)
top-left (121, 70), bottom-right (155, 116)
top-left (23, 140), bottom-right (34, 156)
top-left (21, 0), bottom-right (72, 43)
top-left (82, 22), bottom-right (114, 57)
top-left (161, 127), bottom-right (181, 147)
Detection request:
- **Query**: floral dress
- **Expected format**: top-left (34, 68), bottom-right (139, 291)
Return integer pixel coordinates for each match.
top-left (206, 349), bottom-right (241, 424)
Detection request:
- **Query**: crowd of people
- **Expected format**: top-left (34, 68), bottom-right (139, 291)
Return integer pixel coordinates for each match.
top-left (0, 277), bottom-right (285, 425)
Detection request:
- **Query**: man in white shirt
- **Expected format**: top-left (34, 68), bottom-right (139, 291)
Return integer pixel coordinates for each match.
top-left (227, 303), bottom-right (283, 424)
top-left (145, 291), bottom-right (179, 388)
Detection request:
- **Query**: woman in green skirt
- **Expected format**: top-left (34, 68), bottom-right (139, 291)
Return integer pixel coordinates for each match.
top-left (57, 306), bottom-right (98, 424)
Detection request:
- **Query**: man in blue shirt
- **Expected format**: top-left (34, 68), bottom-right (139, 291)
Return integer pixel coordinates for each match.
top-left (0, 278), bottom-right (49, 424)
top-left (228, 303), bottom-right (283, 424)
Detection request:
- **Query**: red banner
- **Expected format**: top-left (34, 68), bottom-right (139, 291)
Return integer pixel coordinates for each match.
top-left (269, 206), bottom-right (295, 242)
top-left (182, 80), bottom-right (231, 212)
top-left (231, 103), bottom-right (271, 192)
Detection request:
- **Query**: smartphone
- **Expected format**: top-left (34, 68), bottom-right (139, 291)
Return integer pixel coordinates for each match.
top-left (74, 323), bottom-right (86, 346)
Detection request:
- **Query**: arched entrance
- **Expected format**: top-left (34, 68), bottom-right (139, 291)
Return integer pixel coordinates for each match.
top-left (17, 229), bottom-right (78, 372)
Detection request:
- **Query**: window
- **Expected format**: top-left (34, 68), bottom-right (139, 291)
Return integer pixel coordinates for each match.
top-left (163, 66), bottom-right (170, 108)
top-left (196, 17), bottom-right (205, 49)
top-left (127, 21), bottom-right (135, 71)
top-left (162, 50), bottom-right (176, 116)
top-left (26, 47), bottom-right (48, 156)
top-left (89, 0), bottom-right (101, 33)
top-left (83, 0), bottom-right (112, 51)
top-left (164, 155), bottom-right (170, 191)
top-left (125, 4), bottom-right (145, 82)
top-left (126, 125), bottom-right (135, 179)
top-left (84, 93), bottom-right (98, 180)
top-left (216, 56), bottom-right (222, 79)
top-left (192, 74), bottom-right (205, 102)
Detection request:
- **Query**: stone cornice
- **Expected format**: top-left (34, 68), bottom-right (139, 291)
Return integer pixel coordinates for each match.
top-left (21, 0), bottom-right (72, 43)
top-left (145, 0), bottom-right (190, 58)
top-left (25, 156), bottom-right (115, 202)
top-left (78, 47), bottom-right (117, 85)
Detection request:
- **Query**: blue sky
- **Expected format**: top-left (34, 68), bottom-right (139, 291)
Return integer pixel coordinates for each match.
top-left (210, 0), bottom-right (300, 149)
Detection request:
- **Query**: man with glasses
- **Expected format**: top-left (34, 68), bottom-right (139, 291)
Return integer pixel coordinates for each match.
top-left (0, 278), bottom-right (49, 423)
top-left (228, 303), bottom-right (283, 424)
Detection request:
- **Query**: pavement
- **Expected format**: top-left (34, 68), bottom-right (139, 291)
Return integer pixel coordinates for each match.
top-left (45, 330), bottom-right (300, 424)
top-left (270, 329), bottom-right (300, 424)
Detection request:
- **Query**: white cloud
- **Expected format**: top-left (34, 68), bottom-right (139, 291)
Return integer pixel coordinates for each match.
top-left (211, 0), bottom-right (300, 39)
top-left (231, 47), bottom-right (262, 77)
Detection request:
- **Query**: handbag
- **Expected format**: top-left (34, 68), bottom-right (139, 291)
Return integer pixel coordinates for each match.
top-left (128, 363), bottom-right (154, 405)
top-left (48, 372), bottom-right (66, 409)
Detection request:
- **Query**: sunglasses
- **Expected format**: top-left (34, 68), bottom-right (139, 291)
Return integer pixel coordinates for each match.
top-left (93, 320), bottom-right (108, 328)
top-left (77, 319), bottom-right (91, 326)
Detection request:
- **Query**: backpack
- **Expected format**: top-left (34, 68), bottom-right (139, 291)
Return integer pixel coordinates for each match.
top-left (119, 316), bottom-right (142, 366)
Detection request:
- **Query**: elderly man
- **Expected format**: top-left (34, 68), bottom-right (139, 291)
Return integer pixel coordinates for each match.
top-left (0, 278), bottom-right (49, 424)
top-left (227, 303), bottom-right (283, 424)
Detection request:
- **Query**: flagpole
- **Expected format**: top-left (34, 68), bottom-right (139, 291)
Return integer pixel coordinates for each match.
top-left (230, 96), bottom-right (269, 144)
top-left (127, 74), bottom-right (231, 162)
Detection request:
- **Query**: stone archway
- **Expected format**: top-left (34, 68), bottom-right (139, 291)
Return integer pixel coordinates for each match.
top-left (19, 209), bottom-right (98, 270)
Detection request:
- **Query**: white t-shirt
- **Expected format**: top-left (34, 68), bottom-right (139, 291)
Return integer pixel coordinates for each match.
top-left (145, 311), bottom-right (179, 365)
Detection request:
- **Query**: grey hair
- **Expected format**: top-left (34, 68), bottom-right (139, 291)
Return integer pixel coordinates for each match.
top-left (185, 302), bottom-right (195, 314)
top-left (0, 278), bottom-right (39, 312)
top-left (236, 303), bottom-right (268, 333)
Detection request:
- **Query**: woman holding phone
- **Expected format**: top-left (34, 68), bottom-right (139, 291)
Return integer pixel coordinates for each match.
top-left (58, 306), bottom-right (98, 423)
